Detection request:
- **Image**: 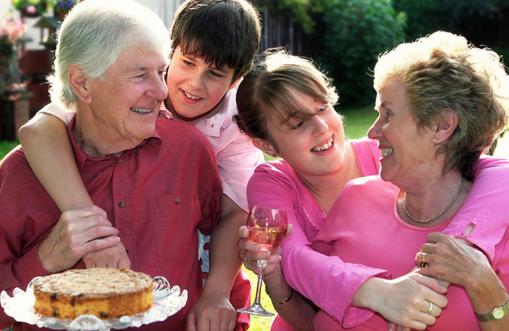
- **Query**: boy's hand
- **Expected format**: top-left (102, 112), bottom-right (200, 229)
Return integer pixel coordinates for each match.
top-left (82, 242), bottom-right (131, 269)
top-left (186, 291), bottom-right (236, 331)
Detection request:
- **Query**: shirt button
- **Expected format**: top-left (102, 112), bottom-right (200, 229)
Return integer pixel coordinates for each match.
top-left (118, 200), bottom-right (126, 208)
top-left (175, 197), bottom-right (180, 205)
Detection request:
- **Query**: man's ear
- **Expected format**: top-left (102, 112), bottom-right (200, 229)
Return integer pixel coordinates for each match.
top-left (432, 110), bottom-right (458, 144)
top-left (68, 64), bottom-right (92, 104)
top-left (253, 138), bottom-right (278, 157)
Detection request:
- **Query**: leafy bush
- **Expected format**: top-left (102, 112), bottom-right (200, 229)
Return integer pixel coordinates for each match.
top-left (393, 0), bottom-right (507, 40)
top-left (315, 0), bottom-right (406, 106)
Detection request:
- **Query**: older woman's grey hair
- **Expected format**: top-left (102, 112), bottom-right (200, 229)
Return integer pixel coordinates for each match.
top-left (48, 0), bottom-right (171, 109)
top-left (374, 31), bottom-right (509, 179)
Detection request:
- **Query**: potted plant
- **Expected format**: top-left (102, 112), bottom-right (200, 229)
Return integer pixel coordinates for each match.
top-left (0, 14), bottom-right (31, 139)
top-left (11, 0), bottom-right (50, 18)
top-left (0, 14), bottom-right (26, 97)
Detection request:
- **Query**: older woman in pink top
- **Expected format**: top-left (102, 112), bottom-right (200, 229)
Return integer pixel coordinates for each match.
top-left (310, 31), bottom-right (509, 330)
top-left (236, 35), bottom-right (509, 331)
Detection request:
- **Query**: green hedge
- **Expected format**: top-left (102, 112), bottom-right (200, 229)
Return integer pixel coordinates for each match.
top-left (314, 0), bottom-right (405, 106)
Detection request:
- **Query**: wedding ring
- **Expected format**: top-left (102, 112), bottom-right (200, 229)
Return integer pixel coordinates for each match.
top-left (427, 302), bottom-right (434, 315)
top-left (241, 256), bottom-right (255, 265)
top-left (416, 252), bottom-right (429, 268)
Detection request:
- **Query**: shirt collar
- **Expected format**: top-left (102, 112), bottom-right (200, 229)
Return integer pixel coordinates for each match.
top-left (66, 114), bottom-right (162, 170)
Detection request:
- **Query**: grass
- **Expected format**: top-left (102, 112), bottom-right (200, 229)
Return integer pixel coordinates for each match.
top-left (0, 141), bottom-right (18, 158)
top-left (341, 106), bottom-right (377, 139)
top-left (243, 268), bottom-right (276, 330)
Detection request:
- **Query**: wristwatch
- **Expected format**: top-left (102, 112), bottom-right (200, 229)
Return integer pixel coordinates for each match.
top-left (477, 300), bottom-right (509, 322)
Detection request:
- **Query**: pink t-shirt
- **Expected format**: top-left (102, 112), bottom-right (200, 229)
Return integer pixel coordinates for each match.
top-left (312, 175), bottom-right (509, 330)
top-left (248, 138), bottom-right (509, 329)
top-left (247, 139), bottom-right (389, 329)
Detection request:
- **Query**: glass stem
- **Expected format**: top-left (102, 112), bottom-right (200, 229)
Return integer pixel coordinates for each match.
top-left (253, 259), bottom-right (266, 304)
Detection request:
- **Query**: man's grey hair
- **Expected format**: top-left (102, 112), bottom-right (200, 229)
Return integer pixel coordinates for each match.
top-left (48, 0), bottom-right (171, 109)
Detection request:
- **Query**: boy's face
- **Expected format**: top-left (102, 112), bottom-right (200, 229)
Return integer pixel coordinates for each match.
top-left (166, 46), bottom-right (238, 120)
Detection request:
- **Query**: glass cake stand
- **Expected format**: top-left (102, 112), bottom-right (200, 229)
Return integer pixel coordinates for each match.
top-left (1, 276), bottom-right (187, 331)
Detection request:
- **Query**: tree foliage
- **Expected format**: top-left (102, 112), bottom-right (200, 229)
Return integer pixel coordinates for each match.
top-left (255, 0), bottom-right (321, 32)
top-left (257, 0), bottom-right (508, 106)
top-left (315, 0), bottom-right (406, 105)
top-left (393, 0), bottom-right (507, 40)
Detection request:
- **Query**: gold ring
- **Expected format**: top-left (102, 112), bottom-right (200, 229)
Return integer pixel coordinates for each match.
top-left (241, 256), bottom-right (254, 265)
top-left (427, 302), bottom-right (434, 315)
top-left (417, 252), bottom-right (429, 268)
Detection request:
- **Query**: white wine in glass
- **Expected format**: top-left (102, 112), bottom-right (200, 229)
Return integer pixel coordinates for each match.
top-left (237, 205), bottom-right (288, 317)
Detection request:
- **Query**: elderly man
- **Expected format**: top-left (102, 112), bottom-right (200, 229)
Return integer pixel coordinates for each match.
top-left (0, 1), bottom-right (222, 330)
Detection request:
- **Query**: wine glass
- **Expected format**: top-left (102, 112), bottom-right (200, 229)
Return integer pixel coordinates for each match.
top-left (237, 206), bottom-right (288, 317)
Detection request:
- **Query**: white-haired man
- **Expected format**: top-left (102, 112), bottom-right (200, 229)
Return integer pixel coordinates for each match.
top-left (0, 1), bottom-right (222, 330)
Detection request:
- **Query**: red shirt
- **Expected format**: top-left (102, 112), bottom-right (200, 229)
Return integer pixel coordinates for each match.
top-left (0, 117), bottom-right (222, 330)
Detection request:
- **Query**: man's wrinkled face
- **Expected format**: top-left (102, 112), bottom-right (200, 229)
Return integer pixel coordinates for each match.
top-left (86, 44), bottom-right (169, 148)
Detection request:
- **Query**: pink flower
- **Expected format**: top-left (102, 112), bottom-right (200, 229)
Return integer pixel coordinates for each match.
top-left (0, 16), bottom-right (26, 44)
top-left (26, 5), bottom-right (37, 15)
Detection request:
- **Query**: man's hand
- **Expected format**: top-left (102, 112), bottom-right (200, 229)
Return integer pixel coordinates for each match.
top-left (82, 242), bottom-right (131, 269)
top-left (38, 205), bottom-right (120, 272)
top-left (186, 291), bottom-right (236, 331)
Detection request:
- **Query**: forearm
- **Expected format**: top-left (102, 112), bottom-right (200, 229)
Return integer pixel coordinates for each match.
top-left (467, 269), bottom-right (509, 331)
top-left (282, 234), bottom-right (388, 324)
top-left (264, 267), bottom-right (315, 331)
top-left (205, 196), bottom-right (246, 296)
top-left (18, 113), bottom-right (92, 211)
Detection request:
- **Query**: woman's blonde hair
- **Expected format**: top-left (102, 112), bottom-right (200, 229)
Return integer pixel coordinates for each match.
top-left (234, 49), bottom-right (338, 143)
top-left (374, 31), bottom-right (509, 179)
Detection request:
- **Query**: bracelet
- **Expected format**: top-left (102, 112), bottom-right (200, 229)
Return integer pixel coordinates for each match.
top-left (271, 289), bottom-right (294, 306)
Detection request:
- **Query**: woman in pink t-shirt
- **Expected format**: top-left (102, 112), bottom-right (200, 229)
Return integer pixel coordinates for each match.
top-left (234, 49), bottom-right (450, 330)
top-left (236, 37), bottom-right (509, 331)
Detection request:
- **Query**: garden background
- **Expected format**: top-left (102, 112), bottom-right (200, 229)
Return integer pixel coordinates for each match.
top-left (1, 1), bottom-right (509, 330)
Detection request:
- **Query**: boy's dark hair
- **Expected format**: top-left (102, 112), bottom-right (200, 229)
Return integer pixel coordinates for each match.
top-left (171, 0), bottom-right (261, 82)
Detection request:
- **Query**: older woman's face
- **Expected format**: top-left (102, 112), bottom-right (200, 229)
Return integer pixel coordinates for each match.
top-left (86, 44), bottom-right (168, 150)
top-left (368, 77), bottom-right (436, 186)
top-left (265, 89), bottom-right (347, 178)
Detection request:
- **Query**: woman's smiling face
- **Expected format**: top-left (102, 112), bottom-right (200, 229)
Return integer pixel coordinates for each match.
top-left (264, 89), bottom-right (347, 179)
top-left (368, 77), bottom-right (437, 186)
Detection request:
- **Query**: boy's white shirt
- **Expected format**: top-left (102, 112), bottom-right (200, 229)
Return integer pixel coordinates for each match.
top-left (187, 86), bottom-right (265, 212)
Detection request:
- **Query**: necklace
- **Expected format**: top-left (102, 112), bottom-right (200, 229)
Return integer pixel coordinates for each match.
top-left (403, 177), bottom-right (464, 224)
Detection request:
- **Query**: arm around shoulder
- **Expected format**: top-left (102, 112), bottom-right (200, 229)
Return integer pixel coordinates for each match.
top-left (18, 110), bottom-right (93, 211)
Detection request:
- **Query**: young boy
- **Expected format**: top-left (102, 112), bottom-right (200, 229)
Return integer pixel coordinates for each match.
top-left (18, 1), bottom-right (264, 330)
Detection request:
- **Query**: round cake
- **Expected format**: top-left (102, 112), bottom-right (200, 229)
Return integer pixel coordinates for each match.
top-left (33, 268), bottom-right (153, 320)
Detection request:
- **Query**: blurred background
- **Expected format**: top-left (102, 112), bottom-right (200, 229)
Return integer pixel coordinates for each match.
top-left (1, 0), bottom-right (508, 141)
top-left (1, 1), bottom-right (508, 329)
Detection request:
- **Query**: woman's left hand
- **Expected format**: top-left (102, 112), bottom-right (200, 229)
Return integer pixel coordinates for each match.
top-left (416, 232), bottom-right (492, 289)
